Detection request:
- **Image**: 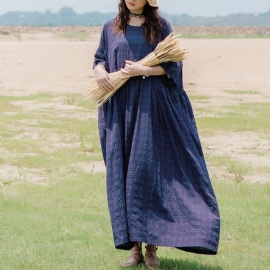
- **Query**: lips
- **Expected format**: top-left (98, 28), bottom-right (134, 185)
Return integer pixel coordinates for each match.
top-left (128, 2), bottom-right (135, 6)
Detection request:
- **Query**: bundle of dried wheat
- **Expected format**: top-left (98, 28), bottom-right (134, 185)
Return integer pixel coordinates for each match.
top-left (86, 34), bottom-right (188, 106)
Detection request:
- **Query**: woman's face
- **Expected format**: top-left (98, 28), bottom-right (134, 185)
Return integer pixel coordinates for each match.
top-left (125, 0), bottom-right (148, 13)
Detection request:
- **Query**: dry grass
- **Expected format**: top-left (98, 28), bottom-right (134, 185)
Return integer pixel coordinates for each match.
top-left (87, 34), bottom-right (188, 105)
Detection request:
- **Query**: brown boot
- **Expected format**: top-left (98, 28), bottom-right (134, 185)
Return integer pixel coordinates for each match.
top-left (122, 242), bottom-right (144, 267)
top-left (145, 245), bottom-right (160, 269)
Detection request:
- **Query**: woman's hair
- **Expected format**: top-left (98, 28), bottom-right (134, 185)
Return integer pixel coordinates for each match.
top-left (113, 0), bottom-right (163, 44)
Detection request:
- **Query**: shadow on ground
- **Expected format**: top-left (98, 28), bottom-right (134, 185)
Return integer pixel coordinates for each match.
top-left (118, 257), bottom-right (223, 270)
top-left (156, 257), bottom-right (223, 270)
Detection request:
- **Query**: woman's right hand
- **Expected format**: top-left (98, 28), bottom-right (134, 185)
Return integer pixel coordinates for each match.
top-left (94, 65), bottom-right (115, 92)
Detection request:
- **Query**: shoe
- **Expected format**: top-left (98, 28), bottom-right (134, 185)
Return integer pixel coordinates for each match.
top-left (122, 242), bottom-right (144, 267)
top-left (145, 245), bottom-right (160, 269)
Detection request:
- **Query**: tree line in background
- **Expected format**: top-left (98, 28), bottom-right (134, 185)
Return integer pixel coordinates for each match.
top-left (0, 6), bottom-right (270, 26)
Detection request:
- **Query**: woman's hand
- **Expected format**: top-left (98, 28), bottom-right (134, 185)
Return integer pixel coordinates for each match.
top-left (121, 60), bottom-right (145, 78)
top-left (94, 65), bottom-right (115, 92)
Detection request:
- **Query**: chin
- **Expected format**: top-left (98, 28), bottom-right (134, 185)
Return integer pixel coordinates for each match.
top-left (129, 7), bottom-right (141, 13)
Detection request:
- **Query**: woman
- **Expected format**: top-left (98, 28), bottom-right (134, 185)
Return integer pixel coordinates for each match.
top-left (93, 0), bottom-right (220, 268)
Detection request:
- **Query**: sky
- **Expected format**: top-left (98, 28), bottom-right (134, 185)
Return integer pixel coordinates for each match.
top-left (0, 0), bottom-right (269, 17)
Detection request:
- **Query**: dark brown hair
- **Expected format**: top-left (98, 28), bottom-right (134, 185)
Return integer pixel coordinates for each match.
top-left (113, 0), bottom-right (163, 44)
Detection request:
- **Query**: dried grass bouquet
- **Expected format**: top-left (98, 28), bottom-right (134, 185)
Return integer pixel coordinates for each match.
top-left (86, 34), bottom-right (188, 106)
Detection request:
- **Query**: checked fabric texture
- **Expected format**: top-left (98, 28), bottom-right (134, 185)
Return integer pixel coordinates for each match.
top-left (93, 18), bottom-right (220, 254)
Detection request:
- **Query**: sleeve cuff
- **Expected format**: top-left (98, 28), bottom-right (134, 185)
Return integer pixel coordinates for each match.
top-left (160, 61), bottom-right (183, 85)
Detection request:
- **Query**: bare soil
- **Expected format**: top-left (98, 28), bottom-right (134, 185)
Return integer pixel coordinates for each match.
top-left (1, 27), bottom-right (269, 183)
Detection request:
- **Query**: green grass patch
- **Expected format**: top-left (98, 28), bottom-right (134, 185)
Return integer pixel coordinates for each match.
top-left (0, 93), bottom-right (55, 114)
top-left (0, 29), bottom-right (9, 35)
top-left (224, 89), bottom-right (259, 95)
top-left (0, 93), bottom-right (54, 103)
top-left (0, 93), bottom-right (101, 183)
top-left (196, 102), bottom-right (270, 134)
top-left (0, 103), bottom-right (23, 112)
top-left (0, 156), bottom-right (5, 164)
top-left (1, 137), bottom-right (39, 154)
top-left (1, 173), bottom-right (270, 269)
top-left (1, 92), bottom-right (270, 269)
top-left (206, 154), bottom-right (251, 183)
top-left (64, 93), bottom-right (98, 111)
top-left (188, 95), bottom-right (210, 102)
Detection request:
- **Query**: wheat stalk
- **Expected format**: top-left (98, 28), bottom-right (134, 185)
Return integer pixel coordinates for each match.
top-left (86, 34), bottom-right (188, 106)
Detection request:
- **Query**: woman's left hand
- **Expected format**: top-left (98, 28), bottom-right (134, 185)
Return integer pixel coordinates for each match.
top-left (121, 60), bottom-right (144, 78)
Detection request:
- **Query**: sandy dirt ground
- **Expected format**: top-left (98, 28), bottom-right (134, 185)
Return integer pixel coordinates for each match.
top-left (0, 29), bottom-right (270, 183)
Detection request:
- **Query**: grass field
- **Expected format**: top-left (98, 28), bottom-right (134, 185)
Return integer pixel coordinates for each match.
top-left (1, 92), bottom-right (270, 269)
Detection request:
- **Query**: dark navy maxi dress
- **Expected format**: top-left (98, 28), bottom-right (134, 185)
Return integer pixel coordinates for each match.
top-left (93, 18), bottom-right (220, 255)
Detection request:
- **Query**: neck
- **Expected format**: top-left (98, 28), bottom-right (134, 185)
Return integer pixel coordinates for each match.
top-left (129, 11), bottom-right (144, 18)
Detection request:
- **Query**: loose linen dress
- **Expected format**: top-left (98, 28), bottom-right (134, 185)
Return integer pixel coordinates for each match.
top-left (93, 18), bottom-right (220, 255)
